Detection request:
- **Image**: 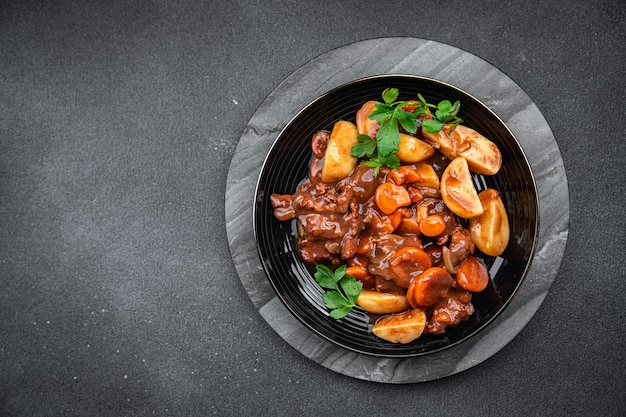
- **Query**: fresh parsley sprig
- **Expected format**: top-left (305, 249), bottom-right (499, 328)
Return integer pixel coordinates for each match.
top-left (351, 88), bottom-right (413, 175)
top-left (351, 134), bottom-right (400, 177)
top-left (314, 264), bottom-right (363, 319)
top-left (418, 93), bottom-right (463, 134)
top-left (351, 88), bottom-right (464, 174)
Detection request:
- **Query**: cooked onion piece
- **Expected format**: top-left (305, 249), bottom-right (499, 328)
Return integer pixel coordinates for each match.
top-left (469, 189), bottom-right (510, 256)
top-left (372, 309), bottom-right (427, 344)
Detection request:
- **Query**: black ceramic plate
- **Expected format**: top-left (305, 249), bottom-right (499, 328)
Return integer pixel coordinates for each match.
top-left (254, 75), bottom-right (539, 357)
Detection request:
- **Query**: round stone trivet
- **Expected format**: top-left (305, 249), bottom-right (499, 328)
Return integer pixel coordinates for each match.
top-left (225, 37), bottom-right (569, 383)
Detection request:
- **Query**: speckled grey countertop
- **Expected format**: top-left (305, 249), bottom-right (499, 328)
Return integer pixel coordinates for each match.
top-left (1, 0), bottom-right (625, 416)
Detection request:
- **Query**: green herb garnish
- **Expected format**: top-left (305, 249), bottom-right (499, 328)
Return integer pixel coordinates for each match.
top-left (350, 87), bottom-right (413, 175)
top-left (418, 93), bottom-right (463, 134)
top-left (314, 264), bottom-right (363, 319)
top-left (350, 88), bottom-right (464, 175)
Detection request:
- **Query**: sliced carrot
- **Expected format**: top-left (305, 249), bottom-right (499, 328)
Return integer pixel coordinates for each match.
top-left (402, 101), bottom-right (419, 112)
top-left (408, 267), bottom-right (454, 307)
top-left (345, 265), bottom-right (374, 289)
top-left (405, 279), bottom-right (418, 309)
top-left (389, 246), bottom-right (432, 288)
top-left (419, 214), bottom-right (447, 237)
top-left (388, 210), bottom-right (402, 231)
top-left (375, 182), bottom-right (411, 214)
top-left (455, 256), bottom-right (489, 292)
top-left (390, 166), bottom-right (422, 185)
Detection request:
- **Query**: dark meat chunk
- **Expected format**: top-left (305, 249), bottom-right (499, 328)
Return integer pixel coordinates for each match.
top-left (426, 288), bottom-right (474, 334)
top-left (270, 194), bottom-right (295, 221)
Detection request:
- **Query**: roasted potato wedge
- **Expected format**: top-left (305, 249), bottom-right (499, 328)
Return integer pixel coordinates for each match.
top-left (396, 133), bottom-right (435, 163)
top-left (440, 157), bottom-right (484, 219)
top-left (372, 309), bottom-right (427, 344)
top-left (321, 120), bottom-right (359, 183)
top-left (422, 124), bottom-right (502, 175)
top-left (356, 289), bottom-right (411, 315)
top-left (469, 189), bottom-right (510, 256)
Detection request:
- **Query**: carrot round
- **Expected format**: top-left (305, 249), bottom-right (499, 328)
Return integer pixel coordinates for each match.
top-left (455, 256), bottom-right (489, 292)
top-left (345, 265), bottom-right (374, 289)
top-left (390, 166), bottom-right (422, 185)
top-left (389, 247), bottom-right (432, 288)
top-left (419, 214), bottom-right (446, 237)
top-left (375, 182), bottom-right (411, 215)
top-left (408, 267), bottom-right (453, 307)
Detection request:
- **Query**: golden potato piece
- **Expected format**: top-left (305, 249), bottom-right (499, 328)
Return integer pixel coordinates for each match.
top-left (396, 133), bottom-right (435, 163)
top-left (440, 157), bottom-right (484, 219)
top-left (355, 100), bottom-right (380, 138)
top-left (356, 290), bottom-right (411, 315)
top-left (321, 120), bottom-right (359, 183)
top-left (470, 189), bottom-right (510, 256)
top-left (422, 124), bottom-right (502, 175)
top-left (412, 163), bottom-right (440, 189)
top-left (372, 309), bottom-right (427, 344)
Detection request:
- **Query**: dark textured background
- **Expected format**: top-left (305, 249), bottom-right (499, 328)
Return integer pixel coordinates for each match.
top-left (1, 0), bottom-right (624, 416)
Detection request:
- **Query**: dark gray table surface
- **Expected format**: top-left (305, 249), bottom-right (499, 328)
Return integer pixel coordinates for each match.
top-left (1, 0), bottom-right (624, 416)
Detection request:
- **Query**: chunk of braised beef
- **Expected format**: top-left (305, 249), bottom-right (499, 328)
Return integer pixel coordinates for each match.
top-left (311, 131), bottom-right (330, 158)
top-left (298, 238), bottom-right (341, 265)
top-left (340, 202), bottom-right (364, 260)
top-left (426, 288), bottom-right (474, 334)
top-left (374, 274), bottom-right (407, 294)
top-left (270, 193), bottom-right (295, 221)
top-left (297, 213), bottom-right (347, 240)
top-left (337, 164), bottom-right (380, 203)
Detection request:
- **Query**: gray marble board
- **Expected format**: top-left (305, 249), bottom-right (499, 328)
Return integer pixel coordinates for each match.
top-left (225, 37), bottom-right (569, 383)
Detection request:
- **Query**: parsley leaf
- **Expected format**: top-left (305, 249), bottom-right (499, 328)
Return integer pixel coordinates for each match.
top-left (361, 159), bottom-right (384, 177)
top-left (421, 119), bottom-right (445, 133)
top-left (418, 94), bottom-right (463, 133)
top-left (377, 152), bottom-right (401, 170)
top-left (368, 104), bottom-right (396, 121)
top-left (376, 113), bottom-right (401, 155)
top-left (397, 108), bottom-right (418, 134)
top-left (314, 264), bottom-right (364, 319)
top-left (314, 263), bottom-right (340, 289)
top-left (382, 87), bottom-right (399, 104)
top-left (351, 134), bottom-right (377, 158)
